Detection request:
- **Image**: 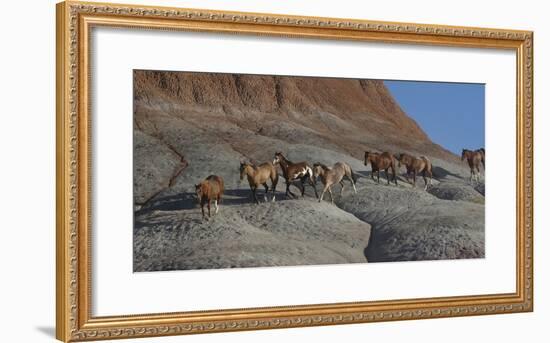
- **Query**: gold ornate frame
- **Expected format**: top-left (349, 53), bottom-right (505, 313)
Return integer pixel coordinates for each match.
top-left (56, 1), bottom-right (533, 341)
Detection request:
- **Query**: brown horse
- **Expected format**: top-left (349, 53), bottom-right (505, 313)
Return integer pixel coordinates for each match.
top-left (273, 152), bottom-right (318, 198)
top-left (397, 153), bottom-right (433, 190)
top-left (313, 162), bottom-right (357, 203)
top-left (195, 175), bottom-right (224, 220)
top-left (239, 161), bottom-right (279, 204)
top-left (364, 151), bottom-right (398, 185)
top-left (461, 149), bottom-right (484, 183)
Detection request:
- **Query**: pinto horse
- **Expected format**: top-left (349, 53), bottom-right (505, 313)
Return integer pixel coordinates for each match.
top-left (397, 153), bottom-right (433, 190)
top-left (239, 161), bottom-right (279, 204)
top-left (195, 175), bottom-right (224, 220)
top-left (273, 152), bottom-right (318, 198)
top-left (461, 149), bottom-right (484, 183)
top-left (364, 151), bottom-right (398, 185)
top-left (313, 162), bottom-right (357, 203)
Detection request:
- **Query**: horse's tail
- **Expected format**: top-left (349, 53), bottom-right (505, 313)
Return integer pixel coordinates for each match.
top-left (306, 166), bottom-right (317, 185)
top-left (273, 168), bottom-right (279, 186)
top-left (269, 163), bottom-right (279, 184)
top-left (392, 154), bottom-right (400, 168)
top-left (421, 156), bottom-right (435, 178)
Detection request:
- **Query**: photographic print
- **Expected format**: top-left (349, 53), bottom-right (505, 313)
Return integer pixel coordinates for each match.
top-left (56, 4), bottom-right (533, 339)
top-left (133, 70), bottom-right (485, 272)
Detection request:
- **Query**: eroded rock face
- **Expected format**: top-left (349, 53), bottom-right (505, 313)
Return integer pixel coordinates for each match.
top-left (133, 70), bottom-right (484, 271)
top-left (134, 130), bottom-right (186, 205)
top-left (133, 70), bottom-right (430, 142)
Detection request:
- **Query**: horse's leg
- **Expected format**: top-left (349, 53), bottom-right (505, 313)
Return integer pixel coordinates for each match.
top-left (318, 186), bottom-right (327, 203)
top-left (214, 199), bottom-right (219, 214)
top-left (391, 166), bottom-right (398, 186)
top-left (285, 181), bottom-right (290, 197)
top-left (207, 200), bottom-right (211, 218)
top-left (201, 204), bottom-right (206, 220)
top-left (377, 170), bottom-right (381, 184)
top-left (309, 176), bottom-right (319, 198)
top-left (422, 171), bottom-right (428, 190)
top-left (300, 178), bottom-right (306, 197)
top-left (347, 172), bottom-right (357, 193)
top-left (252, 186), bottom-right (259, 204)
top-left (339, 181), bottom-right (345, 196)
top-left (328, 186), bottom-right (334, 204)
top-left (412, 171), bottom-right (417, 188)
top-left (385, 169), bottom-right (390, 185)
top-left (263, 182), bottom-right (269, 202)
top-left (286, 181), bottom-right (296, 198)
top-left (271, 176), bottom-right (278, 202)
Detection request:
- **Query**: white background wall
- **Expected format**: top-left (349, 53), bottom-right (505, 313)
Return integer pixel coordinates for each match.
top-left (0, 0), bottom-right (547, 342)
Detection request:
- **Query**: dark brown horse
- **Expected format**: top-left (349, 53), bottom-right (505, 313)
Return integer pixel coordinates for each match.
top-left (273, 152), bottom-right (318, 198)
top-left (364, 151), bottom-right (398, 185)
top-left (397, 153), bottom-right (433, 190)
top-left (239, 161), bottom-right (279, 204)
top-left (195, 175), bottom-right (224, 220)
top-left (461, 149), bottom-right (484, 183)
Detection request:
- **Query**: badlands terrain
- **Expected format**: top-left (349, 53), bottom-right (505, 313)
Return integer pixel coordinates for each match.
top-left (133, 70), bottom-right (484, 272)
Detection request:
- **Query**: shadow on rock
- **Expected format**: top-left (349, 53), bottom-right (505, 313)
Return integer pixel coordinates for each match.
top-left (432, 166), bottom-right (464, 180)
top-left (363, 226), bottom-right (399, 262)
top-left (135, 188), bottom-right (298, 217)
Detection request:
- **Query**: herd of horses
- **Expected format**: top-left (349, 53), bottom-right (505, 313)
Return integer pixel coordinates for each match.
top-left (195, 149), bottom-right (485, 219)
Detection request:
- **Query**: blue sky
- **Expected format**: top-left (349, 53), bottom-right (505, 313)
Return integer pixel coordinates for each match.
top-left (384, 80), bottom-right (485, 156)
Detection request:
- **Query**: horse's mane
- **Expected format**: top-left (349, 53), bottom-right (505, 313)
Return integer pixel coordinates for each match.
top-left (241, 159), bottom-right (259, 168)
top-left (400, 153), bottom-right (414, 160)
top-left (276, 153), bottom-right (291, 164)
top-left (365, 151), bottom-right (381, 161)
top-left (313, 162), bottom-right (330, 171)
